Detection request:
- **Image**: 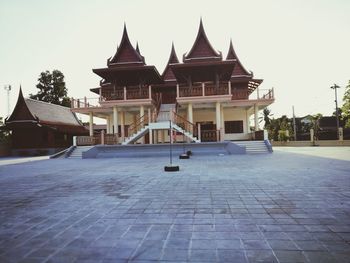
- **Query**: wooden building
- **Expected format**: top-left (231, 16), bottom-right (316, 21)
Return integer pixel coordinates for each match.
top-left (72, 20), bottom-right (274, 145)
top-left (4, 88), bottom-right (88, 155)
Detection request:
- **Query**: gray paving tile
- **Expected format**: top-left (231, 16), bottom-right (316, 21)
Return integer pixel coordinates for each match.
top-left (0, 150), bottom-right (349, 262)
top-left (189, 249), bottom-right (217, 262)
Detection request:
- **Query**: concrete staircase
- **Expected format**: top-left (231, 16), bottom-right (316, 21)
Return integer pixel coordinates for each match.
top-left (233, 141), bottom-right (271, 154)
top-left (122, 103), bottom-right (200, 145)
top-left (67, 146), bottom-right (94, 159)
top-left (122, 122), bottom-right (200, 145)
top-left (122, 126), bottom-right (149, 145)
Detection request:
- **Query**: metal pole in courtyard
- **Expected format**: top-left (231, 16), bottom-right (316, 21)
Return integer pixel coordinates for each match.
top-left (169, 120), bottom-right (172, 165)
top-left (4, 85), bottom-right (11, 117)
top-left (292, 106), bottom-right (297, 141)
top-left (330, 84), bottom-right (340, 139)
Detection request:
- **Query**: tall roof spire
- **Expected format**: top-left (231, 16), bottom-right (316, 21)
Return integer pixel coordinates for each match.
top-left (162, 42), bottom-right (180, 81)
top-left (109, 24), bottom-right (145, 65)
top-left (184, 18), bottom-right (222, 62)
top-left (135, 42), bottom-right (140, 54)
top-left (226, 39), bottom-right (251, 76)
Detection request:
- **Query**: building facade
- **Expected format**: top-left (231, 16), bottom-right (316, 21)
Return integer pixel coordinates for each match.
top-left (72, 20), bottom-right (274, 145)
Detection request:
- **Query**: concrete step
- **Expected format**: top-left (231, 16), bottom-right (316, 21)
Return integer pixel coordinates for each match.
top-left (232, 141), bottom-right (271, 154)
top-left (67, 146), bottom-right (94, 159)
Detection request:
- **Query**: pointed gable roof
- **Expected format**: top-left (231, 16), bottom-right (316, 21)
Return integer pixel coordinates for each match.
top-left (162, 43), bottom-right (179, 82)
top-left (184, 19), bottom-right (222, 62)
top-left (6, 87), bottom-right (36, 122)
top-left (109, 24), bottom-right (145, 65)
top-left (227, 39), bottom-right (251, 76)
top-left (6, 88), bottom-right (85, 129)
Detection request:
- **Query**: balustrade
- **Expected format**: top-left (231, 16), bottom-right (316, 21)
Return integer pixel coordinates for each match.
top-left (231, 89), bottom-right (249, 100)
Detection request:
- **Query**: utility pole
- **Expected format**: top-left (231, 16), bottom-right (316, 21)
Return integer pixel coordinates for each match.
top-left (292, 106), bottom-right (297, 141)
top-left (330, 84), bottom-right (340, 139)
top-left (4, 85), bottom-right (12, 116)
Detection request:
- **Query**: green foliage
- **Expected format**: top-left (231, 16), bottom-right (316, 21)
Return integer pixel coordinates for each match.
top-left (30, 70), bottom-right (71, 107)
top-left (341, 80), bottom-right (350, 128)
top-left (266, 115), bottom-right (294, 141)
top-left (259, 108), bottom-right (273, 129)
top-left (0, 117), bottom-right (11, 143)
top-left (278, 130), bottom-right (289, 142)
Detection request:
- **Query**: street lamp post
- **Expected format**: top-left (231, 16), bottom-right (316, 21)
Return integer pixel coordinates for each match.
top-left (330, 84), bottom-right (340, 139)
top-left (4, 85), bottom-right (12, 117)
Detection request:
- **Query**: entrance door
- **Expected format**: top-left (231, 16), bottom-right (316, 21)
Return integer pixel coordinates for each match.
top-left (197, 122), bottom-right (217, 142)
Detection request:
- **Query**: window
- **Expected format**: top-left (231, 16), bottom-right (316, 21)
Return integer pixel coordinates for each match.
top-left (225, 120), bottom-right (243, 134)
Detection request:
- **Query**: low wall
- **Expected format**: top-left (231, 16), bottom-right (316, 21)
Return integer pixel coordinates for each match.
top-left (11, 148), bottom-right (64, 156)
top-left (0, 143), bottom-right (10, 157)
top-left (83, 142), bottom-right (246, 159)
top-left (272, 140), bottom-right (350, 147)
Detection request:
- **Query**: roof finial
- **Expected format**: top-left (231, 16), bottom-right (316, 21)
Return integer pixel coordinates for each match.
top-left (136, 41), bottom-right (140, 54)
top-left (199, 17), bottom-right (204, 32)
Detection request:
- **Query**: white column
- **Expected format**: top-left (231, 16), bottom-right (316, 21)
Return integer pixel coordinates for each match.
top-left (149, 129), bottom-right (153, 144)
top-left (89, 112), bottom-right (93, 136)
top-left (148, 108), bottom-right (151, 123)
top-left (220, 106), bottom-right (224, 141)
top-left (140, 105), bottom-right (145, 144)
top-left (216, 102), bottom-right (221, 130)
top-left (216, 102), bottom-right (221, 142)
top-left (228, 81), bottom-right (231, 95)
top-left (161, 130), bottom-right (165, 143)
top-left (140, 105), bottom-right (145, 118)
top-left (113, 106), bottom-right (118, 136)
top-left (187, 103), bottom-right (193, 123)
top-left (176, 84), bottom-right (179, 98)
top-left (202, 82), bottom-right (205, 96)
top-left (121, 111), bottom-right (125, 140)
top-left (246, 109), bottom-right (250, 133)
top-left (254, 104), bottom-right (259, 131)
top-left (106, 116), bottom-right (110, 134)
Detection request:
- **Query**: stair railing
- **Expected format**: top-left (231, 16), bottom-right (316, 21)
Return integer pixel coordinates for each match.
top-left (171, 111), bottom-right (198, 138)
top-left (126, 114), bottom-right (149, 140)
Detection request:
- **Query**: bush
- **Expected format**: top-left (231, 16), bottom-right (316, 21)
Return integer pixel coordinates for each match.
top-left (278, 130), bottom-right (289, 142)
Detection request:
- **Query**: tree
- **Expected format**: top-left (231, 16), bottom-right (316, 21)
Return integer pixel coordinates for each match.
top-left (259, 108), bottom-right (273, 129)
top-left (0, 117), bottom-right (11, 143)
top-left (30, 70), bottom-right (70, 107)
top-left (341, 80), bottom-right (350, 127)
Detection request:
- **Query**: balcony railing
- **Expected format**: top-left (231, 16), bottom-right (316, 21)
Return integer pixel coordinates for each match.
top-left (178, 82), bottom-right (231, 98)
top-left (205, 84), bottom-right (229, 96)
top-left (71, 97), bottom-right (99, 109)
top-left (71, 86), bottom-right (154, 109)
top-left (231, 89), bottom-right (249, 100)
top-left (179, 84), bottom-right (202, 97)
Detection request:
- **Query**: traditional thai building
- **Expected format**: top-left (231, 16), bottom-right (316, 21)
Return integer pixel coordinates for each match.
top-left (3, 88), bottom-right (88, 155)
top-left (71, 20), bottom-right (274, 145)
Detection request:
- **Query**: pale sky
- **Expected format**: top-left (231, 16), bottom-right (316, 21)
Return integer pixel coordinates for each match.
top-left (1, 0), bottom-right (349, 120)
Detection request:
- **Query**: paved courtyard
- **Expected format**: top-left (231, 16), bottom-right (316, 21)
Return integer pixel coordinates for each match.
top-left (0, 147), bottom-right (349, 263)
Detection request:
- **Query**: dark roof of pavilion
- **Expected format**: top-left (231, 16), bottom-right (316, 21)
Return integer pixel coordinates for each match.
top-left (183, 19), bottom-right (222, 63)
top-left (108, 24), bottom-right (145, 65)
top-left (93, 24), bottom-right (162, 86)
top-left (227, 39), bottom-right (251, 77)
top-left (162, 43), bottom-right (180, 83)
top-left (5, 88), bottom-right (87, 134)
